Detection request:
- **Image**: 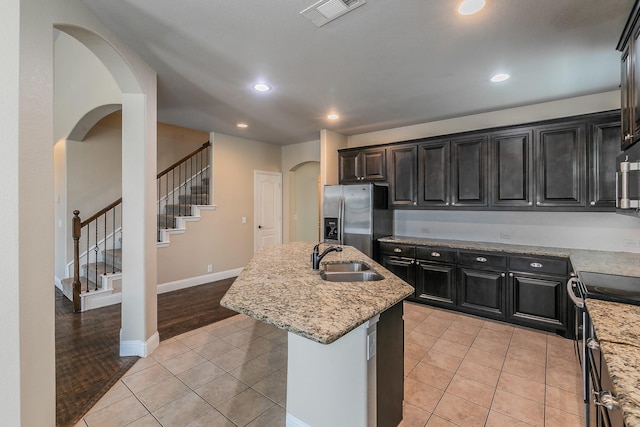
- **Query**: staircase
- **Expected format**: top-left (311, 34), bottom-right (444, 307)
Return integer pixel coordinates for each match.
top-left (60, 141), bottom-right (213, 311)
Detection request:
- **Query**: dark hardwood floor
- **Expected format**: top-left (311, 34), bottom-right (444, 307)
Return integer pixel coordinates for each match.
top-left (55, 278), bottom-right (236, 427)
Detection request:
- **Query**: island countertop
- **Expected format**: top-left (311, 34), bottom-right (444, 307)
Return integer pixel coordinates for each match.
top-left (220, 241), bottom-right (414, 344)
top-left (586, 299), bottom-right (640, 427)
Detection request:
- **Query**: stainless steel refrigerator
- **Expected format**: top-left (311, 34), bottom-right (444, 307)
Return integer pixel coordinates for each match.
top-left (322, 183), bottom-right (393, 259)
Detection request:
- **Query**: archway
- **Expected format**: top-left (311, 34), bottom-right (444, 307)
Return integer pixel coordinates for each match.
top-left (54, 24), bottom-right (158, 358)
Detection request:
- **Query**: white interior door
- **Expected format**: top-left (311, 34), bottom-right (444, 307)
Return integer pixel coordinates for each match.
top-left (254, 171), bottom-right (282, 251)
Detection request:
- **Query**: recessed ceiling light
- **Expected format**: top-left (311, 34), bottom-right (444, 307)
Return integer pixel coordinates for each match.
top-left (490, 73), bottom-right (510, 82)
top-left (252, 83), bottom-right (271, 92)
top-left (327, 113), bottom-right (340, 120)
top-left (237, 123), bottom-right (248, 128)
top-left (458, 0), bottom-right (485, 15)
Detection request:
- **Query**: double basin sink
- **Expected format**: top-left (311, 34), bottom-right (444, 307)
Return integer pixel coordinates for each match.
top-left (319, 261), bottom-right (384, 282)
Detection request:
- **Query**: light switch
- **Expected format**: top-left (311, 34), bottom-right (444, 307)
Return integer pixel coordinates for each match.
top-left (242, 216), bottom-right (247, 224)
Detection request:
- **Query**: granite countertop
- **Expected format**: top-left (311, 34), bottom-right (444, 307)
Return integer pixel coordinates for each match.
top-left (220, 241), bottom-right (414, 345)
top-left (586, 299), bottom-right (640, 427)
top-left (379, 236), bottom-right (640, 277)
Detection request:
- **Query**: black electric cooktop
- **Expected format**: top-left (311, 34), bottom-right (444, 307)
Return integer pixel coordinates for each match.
top-left (578, 271), bottom-right (640, 305)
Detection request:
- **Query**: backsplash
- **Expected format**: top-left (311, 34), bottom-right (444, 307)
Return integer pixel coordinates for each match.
top-left (394, 210), bottom-right (640, 253)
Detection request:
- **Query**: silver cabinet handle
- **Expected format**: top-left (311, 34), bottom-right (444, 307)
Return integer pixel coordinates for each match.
top-left (509, 272), bottom-right (513, 277)
top-left (625, 133), bottom-right (633, 141)
top-left (590, 201), bottom-right (596, 206)
top-left (501, 273), bottom-right (505, 277)
top-left (430, 252), bottom-right (441, 257)
top-left (530, 262), bottom-right (543, 268)
top-left (445, 202), bottom-right (450, 206)
top-left (594, 390), bottom-right (620, 411)
top-left (475, 257), bottom-right (487, 262)
top-left (411, 260), bottom-right (415, 264)
top-left (415, 261), bottom-right (420, 265)
top-left (586, 338), bottom-right (600, 350)
top-left (393, 248), bottom-right (402, 253)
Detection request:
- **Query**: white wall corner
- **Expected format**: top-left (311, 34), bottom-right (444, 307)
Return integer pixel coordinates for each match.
top-left (119, 330), bottom-right (159, 357)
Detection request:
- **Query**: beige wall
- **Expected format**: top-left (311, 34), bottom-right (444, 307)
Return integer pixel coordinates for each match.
top-left (157, 121), bottom-right (209, 172)
top-left (292, 162), bottom-right (321, 242)
top-left (347, 91), bottom-right (620, 147)
top-left (157, 132), bottom-right (282, 283)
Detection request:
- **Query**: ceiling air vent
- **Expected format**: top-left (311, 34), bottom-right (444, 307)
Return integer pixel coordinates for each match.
top-left (300, 0), bottom-right (367, 27)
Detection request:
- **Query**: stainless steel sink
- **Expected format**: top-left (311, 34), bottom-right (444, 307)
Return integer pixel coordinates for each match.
top-left (320, 270), bottom-right (384, 282)
top-left (322, 262), bottom-right (371, 273)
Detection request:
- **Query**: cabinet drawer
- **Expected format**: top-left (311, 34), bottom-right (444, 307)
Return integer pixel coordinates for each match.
top-left (416, 247), bottom-right (456, 263)
top-left (509, 256), bottom-right (568, 276)
top-left (380, 243), bottom-right (416, 258)
top-left (458, 251), bottom-right (507, 269)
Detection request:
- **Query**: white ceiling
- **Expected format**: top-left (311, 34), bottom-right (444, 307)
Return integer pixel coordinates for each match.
top-left (80, 0), bottom-right (634, 145)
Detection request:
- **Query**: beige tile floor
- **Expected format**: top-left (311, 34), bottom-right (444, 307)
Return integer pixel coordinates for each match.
top-left (75, 301), bottom-right (584, 427)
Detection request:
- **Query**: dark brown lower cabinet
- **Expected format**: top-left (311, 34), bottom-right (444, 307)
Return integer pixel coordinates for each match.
top-left (457, 267), bottom-right (507, 319)
top-left (377, 242), bottom-right (571, 337)
top-left (507, 272), bottom-right (566, 331)
top-left (415, 261), bottom-right (456, 308)
top-left (376, 302), bottom-right (404, 427)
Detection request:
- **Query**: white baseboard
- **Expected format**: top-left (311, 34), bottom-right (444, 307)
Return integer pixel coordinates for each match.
top-left (286, 413), bottom-right (311, 427)
top-left (83, 292), bottom-right (122, 311)
top-left (157, 268), bottom-right (243, 294)
top-left (120, 330), bottom-right (160, 357)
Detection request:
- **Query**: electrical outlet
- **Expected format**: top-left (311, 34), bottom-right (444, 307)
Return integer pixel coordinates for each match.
top-left (207, 264), bottom-right (213, 273)
top-left (500, 231), bottom-right (511, 240)
top-left (241, 216), bottom-right (247, 224)
top-left (421, 227), bottom-right (430, 234)
top-left (624, 239), bottom-right (640, 248)
top-left (367, 330), bottom-right (377, 360)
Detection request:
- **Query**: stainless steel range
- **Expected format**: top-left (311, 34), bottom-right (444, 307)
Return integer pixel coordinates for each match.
top-left (567, 271), bottom-right (640, 427)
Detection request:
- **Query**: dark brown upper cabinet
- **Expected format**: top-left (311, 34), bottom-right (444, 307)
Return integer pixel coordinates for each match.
top-left (490, 128), bottom-right (535, 208)
top-left (451, 135), bottom-right (489, 207)
top-left (535, 122), bottom-right (587, 208)
top-left (589, 115), bottom-right (623, 208)
top-left (338, 147), bottom-right (386, 183)
top-left (388, 144), bottom-right (417, 207)
top-left (418, 140), bottom-right (450, 207)
top-left (617, 0), bottom-right (640, 150)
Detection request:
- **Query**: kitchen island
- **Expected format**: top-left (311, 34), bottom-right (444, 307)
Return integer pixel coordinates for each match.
top-left (221, 241), bottom-right (414, 427)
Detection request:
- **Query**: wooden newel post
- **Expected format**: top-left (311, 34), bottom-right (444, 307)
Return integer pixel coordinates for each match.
top-left (72, 210), bottom-right (81, 312)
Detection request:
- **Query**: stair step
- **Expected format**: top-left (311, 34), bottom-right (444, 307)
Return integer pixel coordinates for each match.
top-left (178, 194), bottom-right (209, 204)
top-left (83, 262), bottom-right (121, 284)
top-left (61, 277), bottom-right (90, 300)
top-left (102, 248), bottom-right (122, 270)
top-left (158, 214), bottom-right (176, 229)
top-left (190, 185), bottom-right (209, 194)
top-left (165, 204), bottom-right (193, 216)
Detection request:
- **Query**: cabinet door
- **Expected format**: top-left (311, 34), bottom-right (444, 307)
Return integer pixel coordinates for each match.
top-left (536, 122), bottom-right (586, 208)
top-left (458, 267), bottom-right (506, 318)
top-left (633, 22), bottom-right (640, 146)
top-left (380, 255), bottom-right (416, 288)
top-left (589, 118), bottom-right (623, 208)
top-left (490, 129), bottom-right (534, 208)
top-left (361, 148), bottom-right (386, 181)
top-left (415, 261), bottom-right (456, 307)
top-left (451, 135), bottom-right (488, 207)
top-left (508, 273), bottom-right (565, 331)
top-left (339, 151), bottom-right (361, 183)
top-left (418, 140), bottom-right (450, 207)
top-left (388, 144), bottom-right (417, 207)
top-left (622, 44), bottom-right (634, 150)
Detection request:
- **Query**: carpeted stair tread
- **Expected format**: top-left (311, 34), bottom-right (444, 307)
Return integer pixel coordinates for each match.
top-left (190, 185), bottom-right (209, 194)
top-left (178, 194), bottom-right (209, 204)
top-left (157, 214), bottom-right (176, 229)
top-left (165, 204), bottom-right (193, 216)
top-left (102, 249), bottom-right (122, 270)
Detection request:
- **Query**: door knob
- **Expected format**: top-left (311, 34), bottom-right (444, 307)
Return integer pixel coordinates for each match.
top-left (258, 225), bottom-right (262, 229)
